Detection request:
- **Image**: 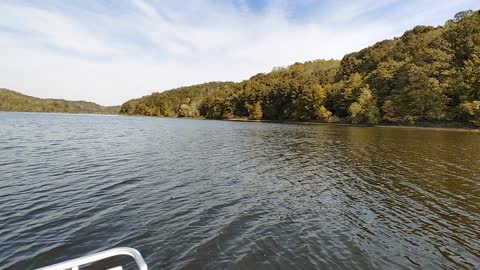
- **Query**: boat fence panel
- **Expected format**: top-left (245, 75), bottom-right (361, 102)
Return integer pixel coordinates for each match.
top-left (35, 247), bottom-right (147, 270)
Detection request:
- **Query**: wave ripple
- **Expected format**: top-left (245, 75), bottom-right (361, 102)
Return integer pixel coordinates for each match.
top-left (0, 112), bottom-right (479, 270)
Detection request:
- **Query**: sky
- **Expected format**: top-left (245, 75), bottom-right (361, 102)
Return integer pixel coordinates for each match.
top-left (1, 0), bottom-right (479, 105)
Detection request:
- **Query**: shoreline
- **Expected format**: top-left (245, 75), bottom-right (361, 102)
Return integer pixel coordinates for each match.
top-left (2, 111), bottom-right (478, 132)
top-left (0, 111), bottom-right (119, 116)
top-left (225, 118), bottom-right (480, 132)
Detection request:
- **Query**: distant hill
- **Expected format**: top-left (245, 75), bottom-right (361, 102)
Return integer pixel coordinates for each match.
top-left (119, 81), bottom-right (239, 117)
top-left (119, 60), bottom-right (340, 118)
top-left (0, 89), bottom-right (119, 114)
top-left (120, 10), bottom-right (480, 127)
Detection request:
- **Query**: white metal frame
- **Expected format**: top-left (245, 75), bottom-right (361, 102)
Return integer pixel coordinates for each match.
top-left (35, 247), bottom-right (147, 270)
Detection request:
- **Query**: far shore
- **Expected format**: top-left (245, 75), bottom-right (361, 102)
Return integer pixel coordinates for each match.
top-left (2, 110), bottom-right (478, 132)
top-left (225, 117), bottom-right (480, 132)
top-left (0, 111), bottom-right (119, 116)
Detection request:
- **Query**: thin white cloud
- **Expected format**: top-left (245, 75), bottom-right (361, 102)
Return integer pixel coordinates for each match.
top-left (0, 0), bottom-right (478, 105)
top-left (0, 4), bottom-right (120, 56)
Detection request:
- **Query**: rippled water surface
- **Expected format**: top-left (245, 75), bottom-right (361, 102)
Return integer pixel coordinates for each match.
top-left (1, 112), bottom-right (479, 270)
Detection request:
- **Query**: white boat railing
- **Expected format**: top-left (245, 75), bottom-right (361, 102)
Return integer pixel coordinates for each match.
top-left (35, 247), bottom-right (147, 270)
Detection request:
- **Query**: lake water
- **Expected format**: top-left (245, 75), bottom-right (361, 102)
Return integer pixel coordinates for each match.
top-left (0, 112), bottom-right (479, 269)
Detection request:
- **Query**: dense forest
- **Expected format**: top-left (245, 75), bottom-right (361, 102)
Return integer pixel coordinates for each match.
top-left (120, 10), bottom-right (480, 127)
top-left (0, 89), bottom-right (119, 114)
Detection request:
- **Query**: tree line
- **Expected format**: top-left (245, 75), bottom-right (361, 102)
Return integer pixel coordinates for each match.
top-left (0, 89), bottom-right (119, 114)
top-left (120, 10), bottom-right (480, 127)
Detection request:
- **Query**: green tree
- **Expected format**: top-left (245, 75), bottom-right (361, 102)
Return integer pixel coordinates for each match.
top-left (349, 87), bottom-right (380, 124)
top-left (460, 101), bottom-right (480, 126)
top-left (178, 104), bottom-right (191, 117)
top-left (245, 101), bottom-right (263, 120)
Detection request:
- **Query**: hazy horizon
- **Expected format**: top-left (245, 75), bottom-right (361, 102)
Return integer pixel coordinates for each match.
top-left (1, 0), bottom-right (479, 106)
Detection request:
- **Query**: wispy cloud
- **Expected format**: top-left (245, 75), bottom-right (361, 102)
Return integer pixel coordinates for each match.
top-left (0, 0), bottom-right (478, 105)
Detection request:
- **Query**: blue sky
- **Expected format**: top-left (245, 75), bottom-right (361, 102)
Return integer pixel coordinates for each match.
top-left (1, 0), bottom-right (479, 105)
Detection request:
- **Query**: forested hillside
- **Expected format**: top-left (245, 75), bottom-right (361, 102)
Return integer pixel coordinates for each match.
top-left (0, 89), bottom-right (119, 114)
top-left (120, 81), bottom-right (238, 117)
top-left (121, 10), bottom-right (480, 127)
